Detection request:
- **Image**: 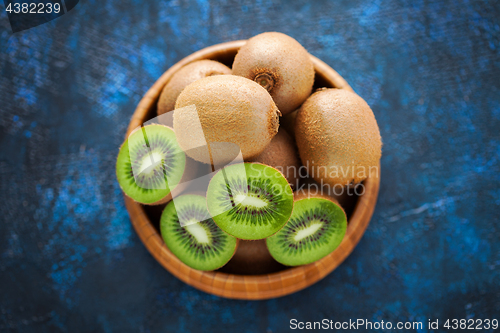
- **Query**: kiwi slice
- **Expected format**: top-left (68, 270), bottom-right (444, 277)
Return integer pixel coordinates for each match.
top-left (160, 194), bottom-right (237, 271)
top-left (116, 124), bottom-right (186, 205)
top-left (266, 194), bottom-right (347, 266)
top-left (206, 163), bottom-right (294, 240)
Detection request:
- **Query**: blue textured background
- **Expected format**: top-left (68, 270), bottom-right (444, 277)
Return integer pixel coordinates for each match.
top-left (1, 0), bottom-right (499, 332)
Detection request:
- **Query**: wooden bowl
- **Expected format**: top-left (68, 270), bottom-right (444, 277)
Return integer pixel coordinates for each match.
top-left (123, 40), bottom-right (380, 300)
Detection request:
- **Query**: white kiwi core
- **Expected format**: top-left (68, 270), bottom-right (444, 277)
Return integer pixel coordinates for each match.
top-left (293, 222), bottom-right (323, 242)
top-left (234, 194), bottom-right (268, 208)
top-left (184, 222), bottom-right (210, 244)
top-left (138, 151), bottom-right (163, 174)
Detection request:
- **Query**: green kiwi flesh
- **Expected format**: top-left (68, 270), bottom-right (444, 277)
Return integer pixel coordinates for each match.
top-left (116, 124), bottom-right (186, 205)
top-left (266, 196), bottom-right (347, 266)
top-left (206, 163), bottom-right (294, 240)
top-left (160, 194), bottom-right (237, 271)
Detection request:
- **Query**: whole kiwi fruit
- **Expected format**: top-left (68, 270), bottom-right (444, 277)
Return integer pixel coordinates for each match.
top-left (157, 60), bottom-right (231, 118)
top-left (174, 75), bottom-right (280, 165)
top-left (249, 128), bottom-right (301, 189)
top-left (232, 32), bottom-right (315, 115)
top-left (295, 89), bottom-right (382, 187)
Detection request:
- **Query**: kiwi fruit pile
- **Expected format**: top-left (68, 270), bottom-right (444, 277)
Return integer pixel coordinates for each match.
top-left (116, 32), bottom-right (382, 272)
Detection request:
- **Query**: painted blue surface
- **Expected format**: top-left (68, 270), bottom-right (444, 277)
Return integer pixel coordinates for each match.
top-left (0, 0), bottom-right (499, 332)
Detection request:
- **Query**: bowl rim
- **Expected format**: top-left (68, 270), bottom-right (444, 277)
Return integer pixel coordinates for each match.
top-left (123, 40), bottom-right (380, 300)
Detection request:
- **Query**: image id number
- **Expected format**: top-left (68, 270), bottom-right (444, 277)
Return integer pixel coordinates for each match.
top-left (444, 319), bottom-right (498, 330)
top-left (6, 2), bottom-right (61, 14)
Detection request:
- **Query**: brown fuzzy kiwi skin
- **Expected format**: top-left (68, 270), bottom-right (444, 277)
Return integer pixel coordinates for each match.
top-left (295, 89), bottom-right (382, 187)
top-left (249, 128), bottom-right (301, 189)
top-left (219, 239), bottom-right (284, 275)
top-left (232, 32), bottom-right (315, 116)
top-left (174, 75), bottom-right (280, 164)
top-left (157, 60), bottom-right (232, 119)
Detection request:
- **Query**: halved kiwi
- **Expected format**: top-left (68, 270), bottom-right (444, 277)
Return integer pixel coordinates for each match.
top-left (206, 163), bottom-right (294, 240)
top-left (116, 124), bottom-right (186, 205)
top-left (266, 191), bottom-right (347, 266)
top-left (160, 194), bottom-right (237, 271)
